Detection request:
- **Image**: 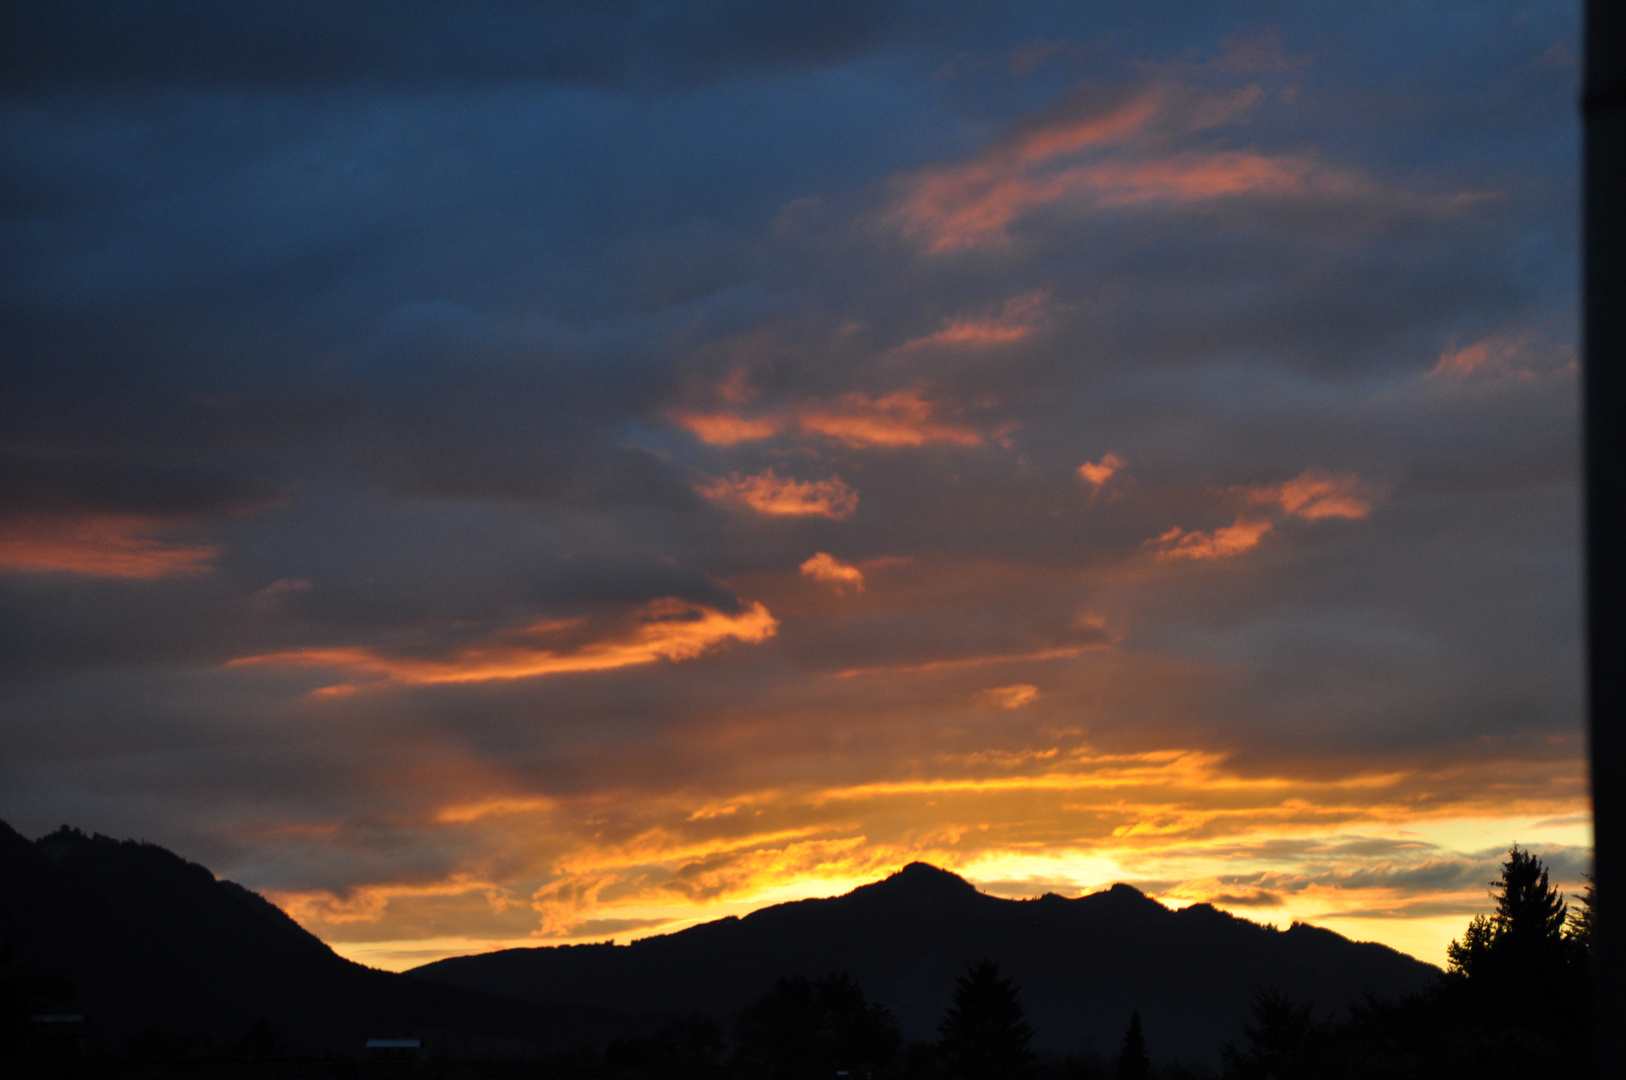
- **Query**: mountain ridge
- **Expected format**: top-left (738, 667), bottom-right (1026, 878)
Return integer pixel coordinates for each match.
top-left (0, 819), bottom-right (649, 1056)
top-left (411, 861), bottom-right (1438, 1063)
top-left (2, 819), bottom-right (1441, 1065)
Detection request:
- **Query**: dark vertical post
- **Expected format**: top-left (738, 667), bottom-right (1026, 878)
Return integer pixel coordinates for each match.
top-left (1585, 3), bottom-right (1625, 1075)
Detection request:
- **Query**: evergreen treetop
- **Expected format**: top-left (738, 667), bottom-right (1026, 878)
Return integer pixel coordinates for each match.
top-left (1116, 1010), bottom-right (1151, 1080)
top-left (937, 959), bottom-right (1038, 1080)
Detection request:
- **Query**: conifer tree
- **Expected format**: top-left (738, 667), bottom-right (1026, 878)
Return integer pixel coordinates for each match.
top-left (1444, 845), bottom-right (1582, 1036)
top-left (1219, 990), bottom-right (1321, 1080)
top-left (1563, 873), bottom-right (1595, 957)
top-left (1446, 845), bottom-right (1569, 984)
top-left (937, 960), bottom-right (1038, 1080)
top-left (1116, 1011), bottom-right (1151, 1080)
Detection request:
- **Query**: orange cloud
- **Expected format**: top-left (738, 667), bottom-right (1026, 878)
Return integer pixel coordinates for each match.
top-left (276, 727), bottom-right (1587, 970)
top-left (1078, 452), bottom-right (1125, 488)
top-left (794, 391), bottom-right (983, 448)
top-left (698, 470), bottom-right (859, 519)
top-left (0, 514), bottom-right (217, 578)
top-left (1149, 517), bottom-right (1275, 561)
top-left (978, 683), bottom-right (1040, 710)
top-left (800, 552), bottom-right (865, 592)
top-left (895, 292), bottom-right (1049, 350)
top-left (1077, 152), bottom-right (1343, 207)
top-left (310, 743), bottom-right (1586, 970)
top-left (1251, 471), bottom-right (1377, 521)
top-left (892, 91), bottom-right (1365, 252)
top-left (670, 389), bottom-right (983, 450)
top-left (436, 796), bottom-right (559, 824)
top-left (229, 598), bottom-right (778, 685)
top-left (1149, 471), bottom-right (1380, 561)
top-left (668, 411), bottom-right (787, 446)
top-left (895, 96), bottom-right (1160, 251)
top-left (1434, 336), bottom-right (1527, 380)
top-left (832, 643), bottom-right (1105, 679)
top-left (1431, 330), bottom-right (1574, 382)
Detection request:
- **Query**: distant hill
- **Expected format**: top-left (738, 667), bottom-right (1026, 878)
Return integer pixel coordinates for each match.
top-left (0, 819), bottom-right (646, 1057)
top-left (412, 862), bottom-right (1440, 1064)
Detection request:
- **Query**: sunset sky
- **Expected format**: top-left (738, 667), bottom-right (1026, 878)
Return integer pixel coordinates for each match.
top-left (0, 1), bottom-right (1588, 971)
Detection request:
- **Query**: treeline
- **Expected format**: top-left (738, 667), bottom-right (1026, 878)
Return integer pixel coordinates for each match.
top-left (603, 847), bottom-right (1594, 1080)
top-left (1216, 846), bottom-right (1593, 1080)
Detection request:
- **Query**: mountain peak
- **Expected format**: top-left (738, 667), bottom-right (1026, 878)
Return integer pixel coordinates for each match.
top-left (868, 861), bottom-right (979, 896)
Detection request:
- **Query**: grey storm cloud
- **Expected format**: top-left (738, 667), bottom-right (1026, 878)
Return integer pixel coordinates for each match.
top-left (0, 1), bottom-right (914, 92)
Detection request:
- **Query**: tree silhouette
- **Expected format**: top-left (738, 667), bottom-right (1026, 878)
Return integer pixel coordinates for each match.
top-left (1204, 847), bottom-right (1594, 1078)
top-left (937, 960), bottom-right (1038, 1080)
top-left (1115, 1011), bottom-right (1150, 1080)
top-left (734, 973), bottom-right (899, 1080)
top-left (1219, 989), bottom-right (1324, 1080)
top-left (1446, 850), bottom-right (1569, 986)
top-left (608, 1013), bottom-right (726, 1073)
top-left (1564, 873), bottom-right (1595, 958)
top-left (1445, 845), bottom-right (1587, 1041)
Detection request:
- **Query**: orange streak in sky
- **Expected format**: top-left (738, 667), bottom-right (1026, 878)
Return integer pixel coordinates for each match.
top-left (1078, 153), bottom-right (1328, 205)
top-left (892, 86), bottom-right (1366, 252)
top-left (668, 411), bottom-right (786, 445)
top-left (0, 514), bottom-right (217, 577)
top-left (669, 390), bottom-right (982, 449)
top-left (830, 644), bottom-right (1103, 678)
top-left (895, 293), bottom-right (1050, 350)
top-left (698, 470), bottom-right (858, 518)
top-left (794, 391), bottom-right (983, 448)
top-left (1150, 517), bottom-right (1275, 560)
top-left (229, 599), bottom-right (778, 684)
top-left (1255, 471), bottom-right (1375, 520)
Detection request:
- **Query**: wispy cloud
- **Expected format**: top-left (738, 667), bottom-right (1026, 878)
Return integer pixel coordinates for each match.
top-left (893, 94), bottom-right (1160, 251)
top-left (1149, 517), bottom-right (1275, 561)
top-left (290, 744), bottom-right (1588, 969)
top-left (978, 683), bottom-right (1040, 709)
top-left (893, 292), bottom-right (1049, 351)
top-left (891, 89), bottom-right (1375, 252)
top-left (229, 599), bottom-right (779, 684)
top-left (672, 389), bottom-right (983, 450)
top-left (698, 470), bottom-right (859, 518)
top-left (1149, 471), bottom-right (1381, 560)
top-left (1249, 471), bottom-right (1378, 521)
top-left (1432, 329), bottom-right (1575, 382)
top-left (795, 391), bottom-right (984, 448)
top-left (0, 514), bottom-right (217, 578)
top-left (667, 412), bottom-right (786, 445)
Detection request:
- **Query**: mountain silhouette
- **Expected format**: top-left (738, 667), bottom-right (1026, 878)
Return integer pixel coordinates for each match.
top-left (0, 819), bottom-right (646, 1056)
top-left (412, 861), bottom-right (1439, 1063)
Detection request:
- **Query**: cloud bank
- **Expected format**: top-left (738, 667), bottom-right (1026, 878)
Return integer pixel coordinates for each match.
top-left (0, 0), bottom-right (1584, 971)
